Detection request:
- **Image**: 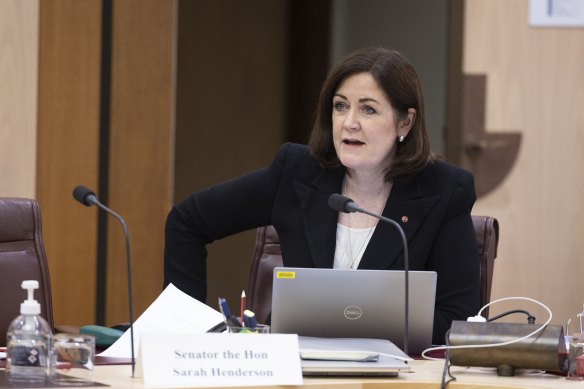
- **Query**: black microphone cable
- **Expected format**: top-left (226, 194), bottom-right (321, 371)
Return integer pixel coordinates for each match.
top-left (328, 193), bottom-right (410, 355)
top-left (73, 185), bottom-right (135, 377)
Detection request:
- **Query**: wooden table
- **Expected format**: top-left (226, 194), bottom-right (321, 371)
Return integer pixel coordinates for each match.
top-left (82, 359), bottom-right (583, 389)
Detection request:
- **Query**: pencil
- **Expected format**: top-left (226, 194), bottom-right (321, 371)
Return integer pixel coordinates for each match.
top-left (240, 290), bottom-right (246, 326)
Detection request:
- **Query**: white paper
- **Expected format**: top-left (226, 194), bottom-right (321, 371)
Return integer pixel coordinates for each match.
top-left (99, 283), bottom-right (224, 358)
top-left (529, 0), bottom-right (584, 27)
top-left (140, 333), bottom-right (303, 388)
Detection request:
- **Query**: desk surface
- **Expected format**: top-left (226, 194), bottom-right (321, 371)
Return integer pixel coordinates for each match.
top-left (82, 360), bottom-right (582, 389)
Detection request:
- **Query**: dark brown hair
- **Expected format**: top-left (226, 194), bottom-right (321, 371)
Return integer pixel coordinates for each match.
top-left (308, 47), bottom-right (433, 181)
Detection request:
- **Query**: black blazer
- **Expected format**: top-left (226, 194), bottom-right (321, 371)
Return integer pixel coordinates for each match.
top-left (165, 142), bottom-right (480, 344)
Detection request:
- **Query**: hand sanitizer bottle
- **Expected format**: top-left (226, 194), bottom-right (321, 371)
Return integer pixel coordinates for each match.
top-left (6, 280), bottom-right (52, 382)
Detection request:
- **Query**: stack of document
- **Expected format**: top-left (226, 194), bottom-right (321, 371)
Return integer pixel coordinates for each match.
top-left (98, 284), bottom-right (224, 359)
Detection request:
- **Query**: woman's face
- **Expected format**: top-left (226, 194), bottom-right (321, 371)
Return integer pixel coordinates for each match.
top-left (332, 72), bottom-right (410, 177)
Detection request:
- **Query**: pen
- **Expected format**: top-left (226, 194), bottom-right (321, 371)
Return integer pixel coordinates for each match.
top-left (218, 297), bottom-right (229, 319)
top-left (243, 309), bottom-right (257, 329)
top-left (218, 297), bottom-right (241, 326)
top-left (218, 297), bottom-right (232, 319)
top-left (240, 290), bottom-right (246, 326)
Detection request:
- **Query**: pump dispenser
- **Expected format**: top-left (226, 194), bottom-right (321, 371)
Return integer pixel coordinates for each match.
top-left (6, 280), bottom-right (52, 382)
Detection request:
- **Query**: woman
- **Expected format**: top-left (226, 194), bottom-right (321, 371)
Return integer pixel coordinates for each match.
top-left (164, 47), bottom-right (480, 344)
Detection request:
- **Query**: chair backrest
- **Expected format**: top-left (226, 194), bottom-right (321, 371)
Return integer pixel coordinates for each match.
top-left (471, 215), bottom-right (499, 318)
top-left (0, 198), bottom-right (54, 345)
top-left (247, 215), bottom-right (500, 324)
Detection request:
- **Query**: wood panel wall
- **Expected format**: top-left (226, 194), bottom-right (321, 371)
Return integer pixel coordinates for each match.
top-left (464, 0), bottom-right (584, 324)
top-left (37, 0), bottom-right (176, 326)
top-left (105, 0), bottom-right (176, 325)
top-left (37, 0), bottom-right (102, 326)
top-left (34, 0), bottom-right (284, 327)
top-left (174, 0), bottom-right (287, 309)
top-left (0, 0), bottom-right (39, 198)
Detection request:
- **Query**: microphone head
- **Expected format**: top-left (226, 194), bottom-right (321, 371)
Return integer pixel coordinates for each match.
top-left (73, 185), bottom-right (97, 207)
top-left (328, 193), bottom-right (356, 213)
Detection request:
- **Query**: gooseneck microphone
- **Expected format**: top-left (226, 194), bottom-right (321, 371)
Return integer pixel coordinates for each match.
top-left (329, 193), bottom-right (410, 355)
top-left (73, 185), bottom-right (135, 376)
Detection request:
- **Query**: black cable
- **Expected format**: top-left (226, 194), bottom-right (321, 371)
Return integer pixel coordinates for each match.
top-left (487, 309), bottom-right (536, 324)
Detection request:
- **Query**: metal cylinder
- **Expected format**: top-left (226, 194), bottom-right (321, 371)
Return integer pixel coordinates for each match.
top-left (448, 321), bottom-right (565, 375)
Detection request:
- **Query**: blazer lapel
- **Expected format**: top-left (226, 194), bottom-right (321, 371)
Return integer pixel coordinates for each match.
top-left (358, 175), bottom-right (440, 270)
top-left (293, 167), bottom-right (344, 268)
top-left (292, 165), bottom-right (440, 270)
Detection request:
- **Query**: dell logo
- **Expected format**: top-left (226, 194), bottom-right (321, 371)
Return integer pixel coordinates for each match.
top-left (344, 305), bottom-right (363, 320)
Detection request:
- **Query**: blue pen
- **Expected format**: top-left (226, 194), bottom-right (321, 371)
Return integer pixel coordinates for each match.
top-left (219, 297), bottom-right (242, 326)
top-left (218, 297), bottom-right (232, 319)
top-left (243, 309), bottom-right (257, 329)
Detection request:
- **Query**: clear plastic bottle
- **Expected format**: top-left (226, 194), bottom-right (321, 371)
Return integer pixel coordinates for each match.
top-left (6, 280), bottom-right (52, 382)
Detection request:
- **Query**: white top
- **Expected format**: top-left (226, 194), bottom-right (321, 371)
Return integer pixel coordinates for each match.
top-left (333, 223), bottom-right (376, 270)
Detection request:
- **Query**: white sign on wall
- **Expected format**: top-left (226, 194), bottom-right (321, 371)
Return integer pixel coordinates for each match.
top-left (529, 0), bottom-right (584, 27)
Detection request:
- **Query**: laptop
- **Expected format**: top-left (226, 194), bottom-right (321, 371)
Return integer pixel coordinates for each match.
top-left (271, 267), bottom-right (437, 355)
top-left (298, 336), bottom-right (412, 376)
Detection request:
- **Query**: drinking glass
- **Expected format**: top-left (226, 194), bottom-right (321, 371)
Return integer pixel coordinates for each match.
top-left (567, 333), bottom-right (584, 381)
top-left (50, 334), bottom-right (95, 384)
top-left (226, 324), bottom-right (270, 334)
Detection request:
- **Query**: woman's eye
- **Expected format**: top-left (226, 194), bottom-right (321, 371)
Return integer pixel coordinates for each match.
top-left (362, 105), bottom-right (376, 115)
top-left (334, 102), bottom-right (347, 111)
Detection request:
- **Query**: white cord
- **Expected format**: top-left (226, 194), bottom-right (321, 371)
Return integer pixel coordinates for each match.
top-left (421, 296), bottom-right (553, 361)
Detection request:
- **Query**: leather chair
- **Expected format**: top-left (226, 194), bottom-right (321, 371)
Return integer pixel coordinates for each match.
top-left (0, 198), bottom-right (54, 346)
top-left (471, 215), bottom-right (499, 318)
top-left (247, 215), bottom-right (500, 324)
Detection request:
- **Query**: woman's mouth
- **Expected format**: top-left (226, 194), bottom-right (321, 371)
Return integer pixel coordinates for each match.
top-left (343, 139), bottom-right (365, 146)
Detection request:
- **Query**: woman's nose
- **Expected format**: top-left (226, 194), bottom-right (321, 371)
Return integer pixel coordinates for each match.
top-left (343, 109), bottom-right (359, 130)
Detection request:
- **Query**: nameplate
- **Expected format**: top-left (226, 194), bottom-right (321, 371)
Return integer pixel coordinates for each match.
top-left (138, 332), bottom-right (303, 388)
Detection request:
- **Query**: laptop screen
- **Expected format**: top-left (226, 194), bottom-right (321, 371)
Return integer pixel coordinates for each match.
top-left (270, 267), bottom-right (437, 355)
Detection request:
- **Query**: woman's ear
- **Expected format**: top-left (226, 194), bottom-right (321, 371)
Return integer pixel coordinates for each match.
top-left (399, 108), bottom-right (416, 137)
